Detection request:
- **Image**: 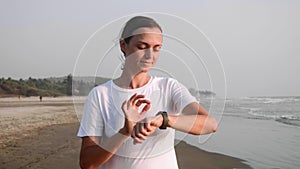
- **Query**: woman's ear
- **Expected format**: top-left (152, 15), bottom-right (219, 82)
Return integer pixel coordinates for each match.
top-left (119, 39), bottom-right (126, 56)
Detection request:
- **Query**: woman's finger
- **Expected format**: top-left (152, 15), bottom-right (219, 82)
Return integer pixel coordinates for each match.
top-left (145, 121), bottom-right (152, 132)
top-left (132, 94), bottom-right (145, 105)
top-left (140, 103), bottom-right (151, 117)
top-left (133, 137), bottom-right (144, 144)
top-left (131, 126), bottom-right (144, 144)
top-left (134, 129), bottom-right (147, 144)
top-left (134, 123), bottom-right (146, 139)
top-left (136, 99), bottom-right (150, 107)
top-left (129, 93), bottom-right (138, 102)
top-left (138, 122), bottom-right (149, 136)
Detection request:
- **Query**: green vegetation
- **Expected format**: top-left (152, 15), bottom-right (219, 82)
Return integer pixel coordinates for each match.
top-left (0, 74), bottom-right (110, 97)
top-left (1, 75), bottom-right (215, 98)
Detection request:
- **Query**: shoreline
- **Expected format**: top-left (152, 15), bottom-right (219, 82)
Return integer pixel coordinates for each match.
top-left (0, 122), bottom-right (252, 169)
top-left (0, 97), bottom-right (252, 169)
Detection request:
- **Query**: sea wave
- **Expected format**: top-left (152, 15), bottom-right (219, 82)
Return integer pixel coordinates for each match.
top-left (275, 116), bottom-right (300, 127)
top-left (247, 108), bottom-right (276, 120)
top-left (222, 97), bottom-right (300, 127)
top-left (247, 112), bottom-right (300, 127)
top-left (244, 97), bottom-right (300, 104)
top-left (244, 107), bottom-right (300, 127)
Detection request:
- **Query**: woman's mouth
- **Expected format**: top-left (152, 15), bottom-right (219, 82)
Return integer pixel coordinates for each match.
top-left (141, 61), bottom-right (152, 65)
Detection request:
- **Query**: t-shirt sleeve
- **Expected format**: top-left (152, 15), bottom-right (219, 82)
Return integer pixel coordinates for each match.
top-left (77, 88), bottom-right (104, 137)
top-left (169, 78), bottom-right (197, 114)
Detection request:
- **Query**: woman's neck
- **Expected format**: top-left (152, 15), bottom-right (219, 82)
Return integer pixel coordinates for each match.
top-left (114, 72), bottom-right (151, 89)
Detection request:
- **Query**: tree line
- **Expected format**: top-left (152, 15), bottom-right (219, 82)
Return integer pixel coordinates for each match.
top-left (0, 74), bottom-right (109, 97)
top-left (0, 75), bottom-right (215, 98)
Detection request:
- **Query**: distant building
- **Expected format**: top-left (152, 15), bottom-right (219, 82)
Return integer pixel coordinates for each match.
top-left (188, 88), bottom-right (216, 99)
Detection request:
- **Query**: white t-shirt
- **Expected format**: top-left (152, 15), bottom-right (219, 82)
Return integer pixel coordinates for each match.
top-left (77, 76), bottom-right (196, 169)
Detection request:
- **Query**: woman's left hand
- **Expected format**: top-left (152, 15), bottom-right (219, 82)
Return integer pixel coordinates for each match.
top-left (131, 115), bottom-right (163, 144)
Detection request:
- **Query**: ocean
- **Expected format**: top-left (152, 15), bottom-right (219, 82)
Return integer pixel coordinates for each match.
top-left (177, 96), bottom-right (300, 169)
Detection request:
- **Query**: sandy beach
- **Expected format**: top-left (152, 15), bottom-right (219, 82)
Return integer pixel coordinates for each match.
top-left (0, 96), bottom-right (251, 169)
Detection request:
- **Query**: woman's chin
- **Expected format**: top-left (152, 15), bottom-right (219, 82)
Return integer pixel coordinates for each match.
top-left (139, 66), bottom-right (152, 73)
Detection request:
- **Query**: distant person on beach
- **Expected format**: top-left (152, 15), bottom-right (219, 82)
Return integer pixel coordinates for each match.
top-left (39, 96), bottom-right (42, 102)
top-left (77, 16), bottom-right (218, 169)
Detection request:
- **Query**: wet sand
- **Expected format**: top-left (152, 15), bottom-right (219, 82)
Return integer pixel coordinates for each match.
top-left (0, 97), bottom-right (251, 169)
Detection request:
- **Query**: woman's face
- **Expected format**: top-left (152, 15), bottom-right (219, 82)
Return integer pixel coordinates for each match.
top-left (121, 27), bottom-right (163, 73)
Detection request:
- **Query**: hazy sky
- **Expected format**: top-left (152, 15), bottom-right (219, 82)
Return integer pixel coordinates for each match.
top-left (1, 0), bottom-right (299, 97)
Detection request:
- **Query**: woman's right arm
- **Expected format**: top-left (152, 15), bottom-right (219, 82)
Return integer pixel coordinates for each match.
top-left (79, 131), bottom-right (129, 169)
top-left (79, 93), bottom-right (151, 169)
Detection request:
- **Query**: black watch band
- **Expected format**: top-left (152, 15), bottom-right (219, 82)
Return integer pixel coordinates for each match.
top-left (156, 111), bottom-right (169, 130)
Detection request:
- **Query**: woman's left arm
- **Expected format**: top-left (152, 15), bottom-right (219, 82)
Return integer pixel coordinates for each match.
top-left (167, 102), bottom-right (218, 135)
top-left (132, 102), bottom-right (218, 144)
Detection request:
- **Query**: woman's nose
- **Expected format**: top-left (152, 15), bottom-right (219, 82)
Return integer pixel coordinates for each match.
top-left (144, 48), bottom-right (153, 59)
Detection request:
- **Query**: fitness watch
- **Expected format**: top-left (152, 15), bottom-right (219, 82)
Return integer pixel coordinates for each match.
top-left (156, 111), bottom-right (169, 130)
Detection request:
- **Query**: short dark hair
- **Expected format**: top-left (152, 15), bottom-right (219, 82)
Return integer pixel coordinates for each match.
top-left (121, 16), bottom-right (162, 44)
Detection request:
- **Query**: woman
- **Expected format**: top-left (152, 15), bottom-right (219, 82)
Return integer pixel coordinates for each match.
top-left (78, 16), bottom-right (218, 169)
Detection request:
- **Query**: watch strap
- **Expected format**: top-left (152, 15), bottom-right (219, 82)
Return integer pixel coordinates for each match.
top-left (156, 111), bottom-right (169, 129)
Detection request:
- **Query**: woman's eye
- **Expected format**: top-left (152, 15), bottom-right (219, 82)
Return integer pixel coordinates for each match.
top-left (153, 46), bottom-right (161, 52)
top-left (137, 45), bottom-right (147, 50)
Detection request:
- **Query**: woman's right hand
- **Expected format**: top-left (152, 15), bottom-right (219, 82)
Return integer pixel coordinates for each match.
top-left (120, 93), bottom-right (151, 136)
